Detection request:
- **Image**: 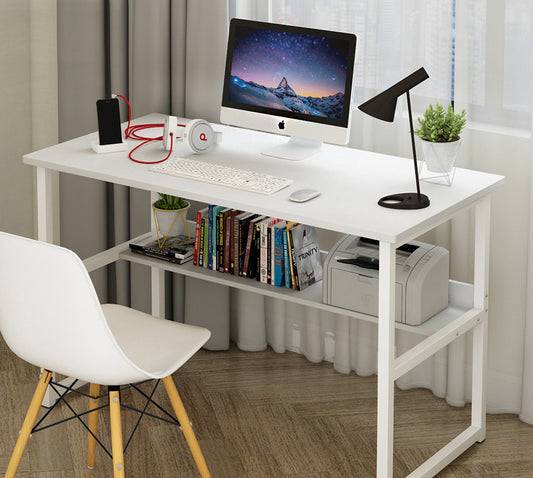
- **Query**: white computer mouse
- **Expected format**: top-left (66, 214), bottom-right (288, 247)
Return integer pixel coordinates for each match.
top-left (289, 189), bottom-right (321, 203)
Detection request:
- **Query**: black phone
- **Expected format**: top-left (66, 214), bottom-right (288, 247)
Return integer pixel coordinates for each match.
top-left (96, 98), bottom-right (123, 145)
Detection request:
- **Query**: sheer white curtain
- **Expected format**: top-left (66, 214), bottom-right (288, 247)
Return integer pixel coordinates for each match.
top-left (231, 0), bottom-right (533, 424)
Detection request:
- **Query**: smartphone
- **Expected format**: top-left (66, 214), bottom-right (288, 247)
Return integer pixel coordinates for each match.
top-left (96, 98), bottom-right (123, 145)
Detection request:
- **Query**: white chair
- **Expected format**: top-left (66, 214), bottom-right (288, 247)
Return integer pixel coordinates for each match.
top-left (0, 231), bottom-right (211, 477)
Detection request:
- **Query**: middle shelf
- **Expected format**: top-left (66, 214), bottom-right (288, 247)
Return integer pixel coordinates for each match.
top-left (119, 244), bottom-right (474, 339)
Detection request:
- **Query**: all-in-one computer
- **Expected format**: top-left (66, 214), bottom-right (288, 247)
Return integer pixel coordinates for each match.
top-left (221, 18), bottom-right (357, 160)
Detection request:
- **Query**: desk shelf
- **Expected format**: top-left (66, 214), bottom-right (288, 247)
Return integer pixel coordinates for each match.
top-left (119, 248), bottom-right (474, 339)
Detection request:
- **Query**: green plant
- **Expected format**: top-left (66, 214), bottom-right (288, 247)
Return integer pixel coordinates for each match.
top-left (153, 193), bottom-right (188, 210)
top-left (414, 103), bottom-right (466, 143)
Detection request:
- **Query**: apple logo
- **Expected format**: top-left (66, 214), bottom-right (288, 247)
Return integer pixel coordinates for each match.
top-left (278, 120), bottom-right (285, 130)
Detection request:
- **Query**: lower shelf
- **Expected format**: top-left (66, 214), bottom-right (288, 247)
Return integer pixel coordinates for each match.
top-left (119, 248), bottom-right (474, 338)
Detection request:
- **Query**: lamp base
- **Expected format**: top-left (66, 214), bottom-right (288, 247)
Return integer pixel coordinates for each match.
top-left (378, 192), bottom-right (430, 209)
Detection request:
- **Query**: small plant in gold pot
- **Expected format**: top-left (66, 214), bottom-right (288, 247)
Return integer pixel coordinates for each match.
top-left (152, 193), bottom-right (191, 246)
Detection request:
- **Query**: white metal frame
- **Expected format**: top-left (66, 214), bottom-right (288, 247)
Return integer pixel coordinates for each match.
top-left (29, 114), bottom-right (501, 476)
top-left (376, 196), bottom-right (490, 477)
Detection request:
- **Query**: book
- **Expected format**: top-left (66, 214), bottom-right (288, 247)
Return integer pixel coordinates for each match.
top-left (211, 205), bottom-right (224, 270)
top-left (259, 217), bottom-right (281, 283)
top-left (198, 216), bottom-right (206, 267)
top-left (193, 207), bottom-right (208, 266)
top-left (233, 211), bottom-right (250, 275)
top-left (242, 215), bottom-right (266, 278)
top-left (227, 209), bottom-right (241, 274)
top-left (238, 213), bottom-right (259, 276)
top-left (207, 205), bottom-right (215, 270)
top-left (248, 219), bottom-right (263, 280)
top-left (285, 221), bottom-right (299, 289)
top-left (202, 213), bottom-right (209, 268)
top-left (289, 224), bottom-right (322, 290)
top-left (129, 234), bottom-right (195, 264)
top-left (272, 222), bottom-right (286, 287)
top-left (282, 227), bottom-right (291, 288)
top-left (223, 213), bottom-right (232, 273)
top-left (217, 207), bottom-right (231, 272)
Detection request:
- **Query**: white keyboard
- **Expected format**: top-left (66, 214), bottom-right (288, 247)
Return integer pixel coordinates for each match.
top-left (150, 157), bottom-right (293, 195)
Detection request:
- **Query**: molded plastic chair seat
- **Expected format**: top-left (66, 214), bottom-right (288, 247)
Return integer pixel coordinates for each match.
top-left (103, 304), bottom-right (210, 381)
top-left (0, 232), bottom-right (212, 477)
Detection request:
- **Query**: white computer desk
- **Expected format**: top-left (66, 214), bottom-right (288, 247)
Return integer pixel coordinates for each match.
top-left (24, 113), bottom-right (504, 477)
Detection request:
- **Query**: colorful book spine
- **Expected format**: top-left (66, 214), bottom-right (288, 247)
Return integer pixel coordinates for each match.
top-left (217, 208), bottom-right (230, 272)
top-left (238, 213), bottom-right (257, 276)
top-left (248, 220), bottom-right (263, 280)
top-left (255, 221), bottom-right (263, 281)
top-left (224, 214), bottom-right (232, 273)
top-left (193, 210), bottom-right (202, 266)
top-left (193, 207), bottom-right (207, 266)
top-left (198, 216), bottom-right (206, 267)
top-left (233, 212), bottom-right (246, 275)
top-left (282, 227), bottom-right (291, 288)
top-left (260, 218), bottom-right (281, 283)
top-left (242, 215), bottom-right (265, 278)
top-left (211, 206), bottom-right (223, 270)
top-left (270, 225), bottom-right (276, 284)
top-left (207, 205), bottom-right (215, 270)
top-left (273, 223), bottom-right (285, 287)
top-left (285, 221), bottom-right (299, 289)
top-left (202, 214), bottom-right (209, 268)
top-left (288, 226), bottom-right (300, 290)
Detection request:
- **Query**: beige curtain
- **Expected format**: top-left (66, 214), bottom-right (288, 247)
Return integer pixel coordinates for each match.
top-left (57, 0), bottom-right (229, 315)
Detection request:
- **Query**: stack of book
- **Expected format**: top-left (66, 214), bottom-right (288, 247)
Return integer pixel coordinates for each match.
top-left (129, 234), bottom-right (195, 264)
top-left (192, 205), bottom-right (323, 290)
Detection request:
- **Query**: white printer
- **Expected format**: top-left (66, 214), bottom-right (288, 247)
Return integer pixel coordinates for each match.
top-left (322, 235), bottom-right (449, 326)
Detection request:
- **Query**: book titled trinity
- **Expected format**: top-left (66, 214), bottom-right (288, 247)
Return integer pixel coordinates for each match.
top-left (289, 224), bottom-right (323, 290)
top-left (129, 235), bottom-right (194, 264)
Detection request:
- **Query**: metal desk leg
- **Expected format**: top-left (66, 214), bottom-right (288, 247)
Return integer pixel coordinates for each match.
top-left (151, 267), bottom-right (165, 318)
top-left (377, 241), bottom-right (397, 478)
top-left (471, 196), bottom-right (490, 440)
top-left (150, 191), bottom-right (166, 318)
top-left (36, 167), bottom-right (54, 244)
top-left (36, 167), bottom-right (58, 407)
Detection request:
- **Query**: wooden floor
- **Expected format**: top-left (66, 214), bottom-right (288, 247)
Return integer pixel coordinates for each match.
top-left (1, 338), bottom-right (532, 477)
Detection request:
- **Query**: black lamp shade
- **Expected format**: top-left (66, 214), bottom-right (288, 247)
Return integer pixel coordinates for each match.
top-left (358, 67), bottom-right (429, 122)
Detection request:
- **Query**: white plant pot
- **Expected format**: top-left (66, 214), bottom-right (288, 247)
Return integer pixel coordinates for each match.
top-left (420, 138), bottom-right (462, 173)
top-left (152, 201), bottom-right (190, 239)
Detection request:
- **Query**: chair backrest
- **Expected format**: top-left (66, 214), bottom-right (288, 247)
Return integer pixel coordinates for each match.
top-left (0, 232), bottom-right (149, 384)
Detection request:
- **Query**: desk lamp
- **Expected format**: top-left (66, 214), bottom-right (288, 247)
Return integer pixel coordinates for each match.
top-left (359, 67), bottom-right (430, 209)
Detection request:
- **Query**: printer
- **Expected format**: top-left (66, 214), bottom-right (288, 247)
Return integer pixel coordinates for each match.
top-left (322, 235), bottom-right (449, 326)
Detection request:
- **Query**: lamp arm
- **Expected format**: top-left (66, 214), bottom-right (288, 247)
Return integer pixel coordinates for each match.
top-left (406, 90), bottom-right (422, 198)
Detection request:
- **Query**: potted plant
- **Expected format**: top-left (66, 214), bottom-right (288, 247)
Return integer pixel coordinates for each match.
top-left (414, 103), bottom-right (467, 183)
top-left (152, 193), bottom-right (191, 245)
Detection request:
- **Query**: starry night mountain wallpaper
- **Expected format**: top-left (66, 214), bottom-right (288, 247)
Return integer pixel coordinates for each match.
top-left (228, 27), bottom-right (350, 120)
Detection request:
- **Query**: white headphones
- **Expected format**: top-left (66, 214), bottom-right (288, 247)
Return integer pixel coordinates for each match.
top-left (163, 116), bottom-right (220, 153)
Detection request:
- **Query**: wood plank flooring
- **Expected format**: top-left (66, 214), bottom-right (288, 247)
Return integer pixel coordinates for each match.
top-left (1, 337), bottom-right (532, 477)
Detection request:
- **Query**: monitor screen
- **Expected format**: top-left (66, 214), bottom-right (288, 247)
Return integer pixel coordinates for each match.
top-left (221, 19), bottom-right (357, 160)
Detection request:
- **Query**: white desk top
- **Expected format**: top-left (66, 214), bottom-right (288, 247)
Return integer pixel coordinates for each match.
top-left (24, 113), bottom-right (504, 244)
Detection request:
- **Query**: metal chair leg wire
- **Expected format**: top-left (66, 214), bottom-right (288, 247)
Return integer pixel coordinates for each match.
top-left (7, 377), bottom-right (193, 476)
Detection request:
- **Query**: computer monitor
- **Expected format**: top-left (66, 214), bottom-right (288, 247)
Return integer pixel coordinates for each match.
top-left (221, 18), bottom-right (357, 161)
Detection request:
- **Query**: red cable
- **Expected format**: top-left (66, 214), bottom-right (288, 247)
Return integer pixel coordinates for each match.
top-left (114, 94), bottom-right (180, 164)
top-left (128, 133), bottom-right (173, 164)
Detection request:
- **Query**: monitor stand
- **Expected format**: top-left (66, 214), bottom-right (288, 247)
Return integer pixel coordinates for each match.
top-left (261, 137), bottom-right (322, 161)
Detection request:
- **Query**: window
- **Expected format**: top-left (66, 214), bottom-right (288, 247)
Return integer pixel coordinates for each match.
top-left (235, 0), bottom-right (533, 131)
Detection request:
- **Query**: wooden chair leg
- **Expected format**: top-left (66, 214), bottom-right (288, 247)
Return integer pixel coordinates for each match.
top-left (108, 388), bottom-right (125, 478)
top-left (5, 370), bottom-right (53, 478)
top-left (87, 383), bottom-right (101, 469)
top-left (162, 375), bottom-right (211, 478)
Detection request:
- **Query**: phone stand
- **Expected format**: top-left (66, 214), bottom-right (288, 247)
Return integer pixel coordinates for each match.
top-left (91, 140), bottom-right (128, 154)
